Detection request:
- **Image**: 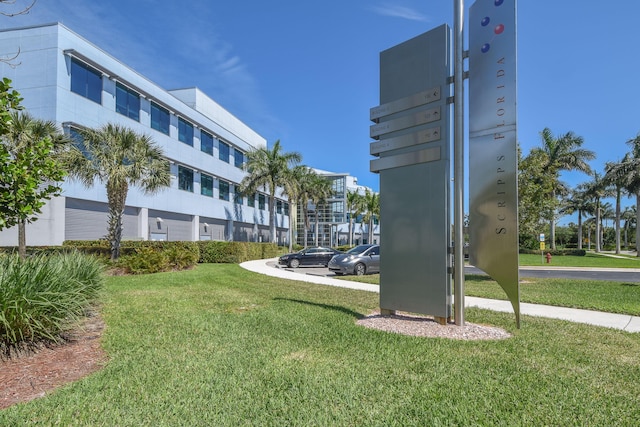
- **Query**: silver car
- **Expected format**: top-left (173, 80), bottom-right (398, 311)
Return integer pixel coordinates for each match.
top-left (328, 244), bottom-right (380, 276)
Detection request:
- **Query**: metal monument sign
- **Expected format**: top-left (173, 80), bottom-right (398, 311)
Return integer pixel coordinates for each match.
top-left (469, 0), bottom-right (520, 325)
top-left (370, 25), bottom-right (452, 320)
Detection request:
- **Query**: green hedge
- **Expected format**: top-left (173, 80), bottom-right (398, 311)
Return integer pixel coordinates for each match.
top-left (197, 241), bottom-right (280, 263)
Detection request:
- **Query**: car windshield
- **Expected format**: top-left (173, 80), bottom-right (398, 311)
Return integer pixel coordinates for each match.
top-left (346, 245), bottom-right (371, 255)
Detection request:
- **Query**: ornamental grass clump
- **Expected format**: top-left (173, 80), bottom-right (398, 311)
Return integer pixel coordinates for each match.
top-left (0, 251), bottom-right (104, 351)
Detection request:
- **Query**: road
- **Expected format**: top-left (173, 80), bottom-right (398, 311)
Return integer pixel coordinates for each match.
top-left (269, 261), bottom-right (640, 283)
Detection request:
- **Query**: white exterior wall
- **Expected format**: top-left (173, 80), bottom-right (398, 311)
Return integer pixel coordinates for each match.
top-left (0, 23), bottom-right (289, 246)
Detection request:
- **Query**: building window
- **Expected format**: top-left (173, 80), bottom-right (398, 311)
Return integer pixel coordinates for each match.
top-left (151, 102), bottom-right (170, 135)
top-left (201, 130), bottom-right (213, 155)
top-left (276, 200), bottom-right (282, 214)
top-left (219, 141), bottom-right (230, 163)
top-left (284, 202), bottom-right (289, 216)
top-left (234, 149), bottom-right (244, 168)
top-left (115, 83), bottom-right (140, 121)
top-left (234, 187), bottom-right (243, 205)
top-left (178, 165), bottom-right (193, 192)
top-left (331, 176), bottom-right (345, 198)
top-left (201, 173), bottom-right (213, 197)
top-left (70, 59), bottom-right (102, 104)
top-left (219, 179), bottom-right (230, 201)
top-left (178, 118), bottom-right (193, 146)
top-left (258, 194), bottom-right (266, 210)
top-left (247, 193), bottom-right (255, 208)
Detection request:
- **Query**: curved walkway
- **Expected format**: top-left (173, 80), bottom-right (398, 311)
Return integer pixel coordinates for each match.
top-left (240, 258), bottom-right (640, 333)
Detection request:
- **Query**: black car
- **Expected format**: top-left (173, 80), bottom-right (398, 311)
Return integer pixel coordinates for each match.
top-left (278, 246), bottom-right (342, 268)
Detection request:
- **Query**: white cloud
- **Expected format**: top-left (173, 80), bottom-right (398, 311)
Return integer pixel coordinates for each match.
top-left (370, 4), bottom-right (431, 22)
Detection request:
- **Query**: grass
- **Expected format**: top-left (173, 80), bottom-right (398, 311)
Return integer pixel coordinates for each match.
top-left (1, 264), bottom-right (639, 425)
top-left (519, 252), bottom-right (640, 268)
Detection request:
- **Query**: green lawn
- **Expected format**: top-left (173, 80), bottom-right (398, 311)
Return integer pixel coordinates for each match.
top-left (1, 264), bottom-right (639, 425)
top-left (519, 252), bottom-right (640, 268)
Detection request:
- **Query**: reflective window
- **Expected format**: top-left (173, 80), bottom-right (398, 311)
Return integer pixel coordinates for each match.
top-left (258, 194), bottom-right (266, 210)
top-left (70, 59), bottom-right (102, 104)
top-left (178, 118), bottom-right (193, 146)
top-left (284, 202), bottom-right (289, 216)
top-left (234, 149), bottom-right (244, 168)
top-left (201, 173), bottom-right (213, 197)
top-left (200, 130), bottom-right (213, 155)
top-left (178, 165), bottom-right (193, 192)
top-left (115, 83), bottom-right (140, 121)
top-left (276, 200), bottom-right (283, 214)
top-left (247, 193), bottom-right (255, 208)
top-left (150, 102), bottom-right (170, 135)
top-left (234, 186), bottom-right (243, 205)
top-left (219, 180), bottom-right (230, 201)
top-left (219, 141), bottom-right (230, 163)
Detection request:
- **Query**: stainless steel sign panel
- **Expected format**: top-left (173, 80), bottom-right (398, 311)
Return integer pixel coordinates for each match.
top-left (370, 126), bottom-right (441, 155)
top-left (469, 0), bottom-right (520, 325)
top-left (370, 86), bottom-right (441, 122)
top-left (370, 107), bottom-right (441, 139)
top-left (370, 146), bottom-right (441, 173)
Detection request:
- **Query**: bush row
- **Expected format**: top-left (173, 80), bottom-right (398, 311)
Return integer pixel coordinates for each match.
top-left (519, 248), bottom-right (587, 256)
top-left (0, 251), bottom-right (104, 352)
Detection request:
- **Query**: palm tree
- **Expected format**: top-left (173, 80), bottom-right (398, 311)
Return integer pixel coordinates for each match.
top-left (604, 157), bottom-right (632, 254)
top-left (600, 202), bottom-right (614, 249)
top-left (621, 205), bottom-right (636, 250)
top-left (238, 140), bottom-right (301, 244)
top-left (532, 128), bottom-right (595, 249)
top-left (361, 189), bottom-right (380, 244)
top-left (624, 134), bottom-right (640, 255)
top-left (307, 174), bottom-right (332, 246)
top-left (559, 185), bottom-right (593, 250)
top-left (280, 165), bottom-right (312, 252)
top-left (67, 123), bottom-right (170, 260)
top-left (584, 172), bottom-right (609, 253)
top-left (346, 189), bottom-right (364, 247)
top-left (3, 111), bottom-right (69, 258)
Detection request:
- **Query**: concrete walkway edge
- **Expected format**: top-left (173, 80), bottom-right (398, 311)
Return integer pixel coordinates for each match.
top-left (240, 258), bottom-right (640, 333)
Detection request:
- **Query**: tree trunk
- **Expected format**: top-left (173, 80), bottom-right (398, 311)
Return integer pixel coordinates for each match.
top-left (314, 210), bottom-right (319, 246)
top-left (577, 210), bottom-right (583, 250)
top-left (268, 193), bottom-right (276, 244)
top-left (348, 218), bottom-right (353, 247)
top-left (288, 201), bottom-right (296, 252)
top-left (615, 189), bottom-right (621, 254)
top-left (18, 220), bottom-right (26, 259)
top-left (550, 217), bottom-right (556, 250)
top-left (107, 180), bottom-right (128, 261)
top-left (636, 194), bottom-right (640, 257)
top-left (595, 202), bottom-right (601, 253)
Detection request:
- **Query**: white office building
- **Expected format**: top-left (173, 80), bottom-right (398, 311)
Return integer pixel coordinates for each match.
top-left (0, 23), bottom-right (290, 246)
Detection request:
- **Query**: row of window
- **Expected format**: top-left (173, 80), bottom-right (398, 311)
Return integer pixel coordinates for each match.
top-left (176, 165), bottom-right (289, 214)
top-left (70, 58), bottom-right (245, 167)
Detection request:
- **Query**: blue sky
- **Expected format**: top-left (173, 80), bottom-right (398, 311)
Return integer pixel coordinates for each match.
top-left (5, 0), bottom-right (640, 218)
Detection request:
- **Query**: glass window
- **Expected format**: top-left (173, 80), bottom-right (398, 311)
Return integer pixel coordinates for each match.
top-left (178, 165), bottom-right (193, 192)
top-left (200, 130), bottom-right (213, 155)
top-left (201, 173), bottom-right (213, 197)
top-left (68, 127), bottom-right (91, 159)
top-left (284, 202), bottom-right (289, 216)
top-left (151, 102), bottom-right (170, 135)
top-left (234, 149), bottom-right (244, 168)
top-left (276, 200), bottom-right (282, 214)
top-left (247, 193), bottom-right (255, 208)
top-left (70, 59), bottom-right (102, 104)
top-left (258, 194), bottom-right (266, 210)
top-left (234, 187), bottom-right (243, 205)
top-left (219, 141), bottom-right (230, 163)
top-left (219, 179), bottom-right (230, 201)
top-left (178, 118), bottom-right (193, 146)
top-left (115, 83), bottom-right (140, 121)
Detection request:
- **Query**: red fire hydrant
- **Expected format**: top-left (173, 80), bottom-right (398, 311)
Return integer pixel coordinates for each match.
top-left (545, 252), bottom-right (552, 264)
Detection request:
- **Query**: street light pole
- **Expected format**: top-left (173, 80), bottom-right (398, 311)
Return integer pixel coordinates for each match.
top-left (453, 0), bottom-right (465, 326)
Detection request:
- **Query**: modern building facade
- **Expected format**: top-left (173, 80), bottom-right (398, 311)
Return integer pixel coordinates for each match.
top-left (0, 23), bottom-right (290, 246)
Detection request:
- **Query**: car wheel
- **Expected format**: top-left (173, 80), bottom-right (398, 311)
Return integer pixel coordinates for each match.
top-left (354, 263), bottom-right (366, 276)
top-left (289, 259), bottom-right (300, 268)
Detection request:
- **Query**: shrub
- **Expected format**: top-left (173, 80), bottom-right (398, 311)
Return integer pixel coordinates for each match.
top-left (115, 242), bottom-right (199, 274)
top-left (519, 248), bottom-right (586, 256)
top-left (0, 251), bottom-right (104, 350)
top-left (198, 241), bottom-right (280, 263)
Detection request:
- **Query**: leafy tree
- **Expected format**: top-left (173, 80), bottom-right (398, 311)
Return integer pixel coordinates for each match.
top-left (622, 205), bottom-right (636, 249)
top-left (531, 128), bottom-right (595, 249)
top-left (293, 166), bottom-right (319, 248)
top-left (560, 185), bottom-right (593, 250)
top-left (623, 134), bottom-right (640, 255)
top-left (1, 111), bottom-right (69, 258)
top-left (307, 173), bottom-right (332, 246)
top-left (239, 140), bottom-right (301, 244)
top-left (346, 189), bottom-right (364, 247)
top-left (604, 157), bottom-right (633, 253)
top-left (280, 165), bottom-right (310, 252)
top-left (584, 172), bottom-right (610, 252)
top-left (66, 123), bottom-right (170, 260)
top-left (361, 189), bottom-right (380, 244)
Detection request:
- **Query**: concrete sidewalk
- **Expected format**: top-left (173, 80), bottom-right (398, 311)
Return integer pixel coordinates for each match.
top-left (240, 258), bottom-right (640, 333)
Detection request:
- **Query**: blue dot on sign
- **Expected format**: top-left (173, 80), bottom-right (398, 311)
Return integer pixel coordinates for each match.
top-left (495, 0), bottom-right (504, 6)
top-left (481, 17), bottom-right (490, 26)
top-left (481, 43), bottom-right (490, 53)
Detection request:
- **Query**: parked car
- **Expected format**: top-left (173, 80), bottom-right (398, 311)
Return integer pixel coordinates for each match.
top-left (278, 246), bottom-right (342, 268)
top-left (328, 244), bottom-right (380, 276)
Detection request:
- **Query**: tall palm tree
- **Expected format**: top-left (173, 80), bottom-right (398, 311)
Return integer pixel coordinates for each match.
top-left (621, 205), bottom-right (636, 250)
top-left (604, 157), bottom-right (632, 254)
top-left (280, 165), bottom-right (312, 252)
top-left (239, 140), bottom-right (301, 244)
top-left (3, 111), bottom-right (69, 258)
top-left (600, 201), bottom-right (614, 249)
top-left (361, 189), bottom-right (380, 244)
top-left (307, 174), bottom-right (332, 246)
top-left (584, 172), bottom-right (609, 253)
top-left (559, 185), bottom-right (593, 250)
top-left (346, 189), bottom-right (364, 247)
top-left (532, 128), bottom-right (595, 249)
top-left (624, 134), bottom-right (640, 255)
top-left (67, 123), bottom-right (170, 260)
